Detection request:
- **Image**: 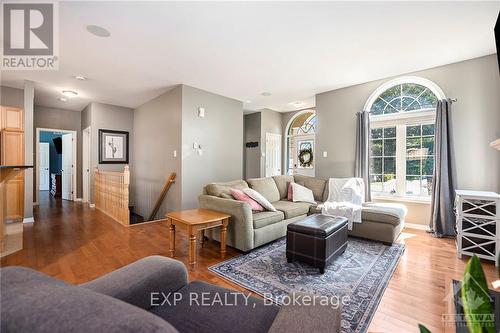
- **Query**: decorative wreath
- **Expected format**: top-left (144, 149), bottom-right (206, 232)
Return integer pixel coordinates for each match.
top-left (298, 148), bottom-right (313, 167)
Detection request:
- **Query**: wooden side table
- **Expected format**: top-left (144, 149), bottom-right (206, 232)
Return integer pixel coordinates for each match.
top-left (166, 209), bottom-right (230, 266)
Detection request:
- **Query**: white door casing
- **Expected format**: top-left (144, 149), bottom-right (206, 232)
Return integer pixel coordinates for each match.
top-left (265, 133), bottom-right (282, 177)
top-left (82, 127), bottom-right (90, 203)
top-left (39, 142), bottom-right (50, 191)
top-left (61, 133), bottom-right (74, 201)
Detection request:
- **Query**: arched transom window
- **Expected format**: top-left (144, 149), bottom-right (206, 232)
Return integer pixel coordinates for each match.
top-left (370, 83), bottom-right (438, 115)
top-left (365, 77), bottom-right (445, 199)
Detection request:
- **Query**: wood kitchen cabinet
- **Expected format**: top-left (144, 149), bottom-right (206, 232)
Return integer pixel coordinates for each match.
top-left (0, 106), bottom-right (25, 222)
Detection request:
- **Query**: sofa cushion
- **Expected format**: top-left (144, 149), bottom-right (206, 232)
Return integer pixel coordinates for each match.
top-left (230, 188), bottom-right (264, 212)
top-left (253, 210), bottom-right (285, 229)
top-left (205, 180), bottom-right (248, 198)
top-left (247, 177), bottom-right (280, 203)
top-left (291, 183), bottom-right (316, 204)
top-left (273, 200), bottom-right (312, 219)
top-left (272, 175), bottom-right (294, 200)
top-left (151, 281), bottom-right (279, 333)
top-left (243, 188), bottom-right (277, 212)
top-left (1, 267), bottom-right (178, 333)
top-left (293, 175), bottom-right (327, 202)
top-left (361, 202), bottom-right (407, 226)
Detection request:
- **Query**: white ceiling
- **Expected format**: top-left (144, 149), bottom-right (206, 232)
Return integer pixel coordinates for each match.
top-left (1, 1), bottom-right (499, 112)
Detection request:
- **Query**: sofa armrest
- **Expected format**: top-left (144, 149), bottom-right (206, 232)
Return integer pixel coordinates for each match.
top-left (198, 194), bottom-right (255, 251)
top-left (80, 256), bottom-right (188, 310)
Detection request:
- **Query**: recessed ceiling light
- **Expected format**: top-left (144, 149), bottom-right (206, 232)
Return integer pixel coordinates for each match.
top-left (292, 101), bottom-right (305, 107)
top-left (73, 75), bottom-right (87, 81)
top-left (58, 97), bottom-right (68, 102)
top-left (86, 25), bottom-right (111, 37)
top-left (62, 90), bottom-right (78, 98)
top-left (245, 100), bottom-right (252, 103)
top-left (261, 92), bottom-right (272, 97)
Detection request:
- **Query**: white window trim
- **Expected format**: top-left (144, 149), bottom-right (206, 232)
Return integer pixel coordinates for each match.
top-left (366, 77), bottom-right (445, 202)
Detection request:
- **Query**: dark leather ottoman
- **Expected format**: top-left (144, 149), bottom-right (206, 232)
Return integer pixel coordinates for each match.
top-left (286, 214), bottom-right (348, 274)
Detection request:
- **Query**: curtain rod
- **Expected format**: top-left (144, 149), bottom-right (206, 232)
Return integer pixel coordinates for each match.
top-left (449, 98), bottom-right (458, 103)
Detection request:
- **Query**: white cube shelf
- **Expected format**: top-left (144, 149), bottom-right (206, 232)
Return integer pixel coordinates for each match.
top-left (455, 190), bottom-right (500, 266)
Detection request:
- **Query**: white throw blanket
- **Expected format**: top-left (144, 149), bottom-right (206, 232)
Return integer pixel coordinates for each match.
top-left (321, 178), bottom-right (365, 230)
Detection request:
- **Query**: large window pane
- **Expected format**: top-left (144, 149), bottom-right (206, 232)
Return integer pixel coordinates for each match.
top-left (371, 158), bottom-right (382, 174)
top-left (382, 174), bottom-right (396, 194)
top-left (422, 176), bottom-right (433, 196)
top-left (371, 128), bottom-right (382, 139)
top-left (406, 159), bottom-right (421, 175)
top-left (384, 127), bottom-right (396, 138)
top-left (384, 139), bottom-right (396, 156)
top-left (406, 176), bottom-right (421, 195)
top-left (406, 125), bottom-right (421, 137)
top-left (422, 137), bottom-right (434, 155)
top-left (384, 157), bottom-right (395, 174)
top-left (422, 124), bottom-right (435, 135)
top-left (371, 140), bottom-right (382, 156)
top-left (423, 156), bottom-right (434, 175)
top-left (371, 175), bottom-right (383, 192)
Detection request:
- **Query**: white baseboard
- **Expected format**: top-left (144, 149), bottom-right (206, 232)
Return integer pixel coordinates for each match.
top-left (74, 198), bottom-right (82, 202)
top-left (23, 217), bottom-right (35, 223)
top-left (405, 223), bottom-right (429, 231)
top-left (89, 203), bottom-right (95, 208)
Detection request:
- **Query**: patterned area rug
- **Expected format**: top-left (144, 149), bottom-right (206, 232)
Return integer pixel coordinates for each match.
top-left (209, 237), bottom-right (405, 333)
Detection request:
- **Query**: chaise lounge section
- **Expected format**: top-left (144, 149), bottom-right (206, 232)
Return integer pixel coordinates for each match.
top-left (199, 175), bottom-right (407, 252)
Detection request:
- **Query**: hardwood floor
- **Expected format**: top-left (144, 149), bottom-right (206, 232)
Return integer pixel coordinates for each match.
top-left (2, 193), bottom-right (498, 333)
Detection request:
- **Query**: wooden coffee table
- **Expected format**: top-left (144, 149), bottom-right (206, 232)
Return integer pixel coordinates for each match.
top-left (166, 209), bottom-right (230, 266)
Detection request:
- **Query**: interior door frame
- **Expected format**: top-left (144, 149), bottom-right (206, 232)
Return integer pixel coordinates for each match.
top-left (38, 142), bottom-right (50, 191)
top-left (265, 132), bottom-right (282, 177)
top-left (35, 128), bottom-right (77, 204)
top-left (82, 126), bottom-right (91, 203)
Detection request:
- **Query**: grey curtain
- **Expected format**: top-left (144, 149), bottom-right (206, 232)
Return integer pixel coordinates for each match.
top-left (430, 99), bottom-right (457, 237)
top-left (355, 111), bottom-right (371, 202)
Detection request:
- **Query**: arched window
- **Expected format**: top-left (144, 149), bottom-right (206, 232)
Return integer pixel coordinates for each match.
top-left (286, 110), bottom-right (316, 175)
top-left (365, 77), bottom-right (445, 199)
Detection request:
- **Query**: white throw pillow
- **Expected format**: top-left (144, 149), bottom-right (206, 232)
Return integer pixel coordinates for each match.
top-left (291, 183), bottom-right (316, 204)
top-left (242, 188), bottom-right (277, 212)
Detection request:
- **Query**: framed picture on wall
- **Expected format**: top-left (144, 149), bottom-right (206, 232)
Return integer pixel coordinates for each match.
top-left (98, 129), bottom-right (129, 164)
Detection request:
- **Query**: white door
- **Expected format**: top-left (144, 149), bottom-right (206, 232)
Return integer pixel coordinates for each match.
top-left (82, 127), bottom-right (90, 203)
top-left (265, 133), bottom-right (282, 177)
top-left (39, 142), bottom-right (50, 190)
top-left (61, 133), bottom-right (74, 201)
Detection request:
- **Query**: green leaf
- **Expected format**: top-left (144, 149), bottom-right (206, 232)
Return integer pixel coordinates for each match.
top-left (461, 255), bottom-right (496, 333)
top-left (418, 324), bottom-right (432, 333)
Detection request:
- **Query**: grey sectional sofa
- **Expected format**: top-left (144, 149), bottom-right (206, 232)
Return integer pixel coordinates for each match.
top-left (1, 256), bottom-right (341, 333)
top-left (199, 175), bottom-right (406, 252)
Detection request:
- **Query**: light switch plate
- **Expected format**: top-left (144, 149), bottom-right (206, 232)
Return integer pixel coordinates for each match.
top-left (198, 107), bottom-right (205, 117)
top-left (323, 151), bottom-right (328, 158)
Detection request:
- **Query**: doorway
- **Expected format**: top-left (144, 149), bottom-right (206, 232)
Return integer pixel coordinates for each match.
top-left (285, 110), bottom-right (316, 176)
top-left (265, 133), bottom-right (282, 177)
top-left (36, 128), bottom-right (77, 205)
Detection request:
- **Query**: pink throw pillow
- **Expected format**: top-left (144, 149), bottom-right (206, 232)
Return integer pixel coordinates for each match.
top-left (287, 182), bottom-right (294, 201)
top-left (229, 188), bottom-right (264, 212)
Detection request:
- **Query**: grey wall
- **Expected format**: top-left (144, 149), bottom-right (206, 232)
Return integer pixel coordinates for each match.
top-left (132, 86), bottom-right (183, 218)
top-left (87, 102), bottom-right (134, 203)
top-left (244, 112), bottom-right (261, 179)
top-left (260, 109), bottom-right (283, 177)
top-left (315, 54), bottom-right (500, 225)
top-left (1, 86), bottom-right (24, 108)
top-left (23, 81), bottom-right (34, 220)
top-left (181, 85), bottom-right (243, 209)
top-left (34, 106), bottom-right (83, 200)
